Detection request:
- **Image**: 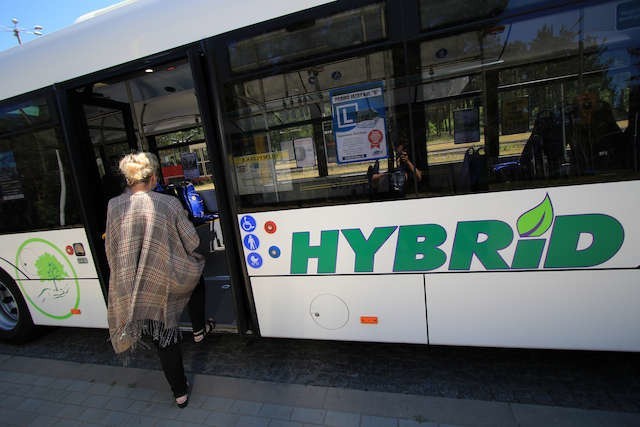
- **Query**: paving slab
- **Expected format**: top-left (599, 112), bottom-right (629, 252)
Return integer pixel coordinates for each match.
top-left (0, 353), bottom-right (638, 427)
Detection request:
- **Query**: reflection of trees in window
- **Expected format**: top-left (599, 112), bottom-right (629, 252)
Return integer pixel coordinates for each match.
top-left (426, 98), bottom-right (482, 143)
top-left (155, 127), bottom-right (204, 147)
top-left (498, 18), bottom-right (620, 121)
top-left (500, 25), bottom-right (580, 84)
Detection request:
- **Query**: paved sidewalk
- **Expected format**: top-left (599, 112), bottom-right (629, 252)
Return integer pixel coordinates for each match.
top-left (0, 354), bottom-right (638, 427)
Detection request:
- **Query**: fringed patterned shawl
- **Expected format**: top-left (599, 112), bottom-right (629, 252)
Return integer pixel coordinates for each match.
top-left (105, 190), bottom-right (205, 354)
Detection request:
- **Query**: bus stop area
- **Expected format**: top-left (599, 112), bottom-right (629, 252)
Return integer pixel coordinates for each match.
top-left (0, 328), bottom-right (639, 427)
top-left (1, 353), bottom-right (639, 427)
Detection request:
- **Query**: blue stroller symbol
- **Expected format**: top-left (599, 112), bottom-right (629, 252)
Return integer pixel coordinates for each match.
top-left (247, 253), bottom-right (263, 268)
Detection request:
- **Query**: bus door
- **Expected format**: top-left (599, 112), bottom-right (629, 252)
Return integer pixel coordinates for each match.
top-left (78, 97), bottom-right (138, 204)
top-left (68, 61), bottom-right (238, 332)
top-left (64, 92), bottom-right (139, 287)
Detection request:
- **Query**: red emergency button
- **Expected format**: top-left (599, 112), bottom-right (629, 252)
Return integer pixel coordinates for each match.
top-left (264, 221), bottom-right (277, 234)
top-left (65, 245), bottom-right (74, 255)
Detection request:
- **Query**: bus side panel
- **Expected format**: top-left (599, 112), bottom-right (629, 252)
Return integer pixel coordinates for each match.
top-left (17, 278), bottom-right (108, 328)
top-left (250, 275), bottom-right (428, 344)
top-left (425, 270), bottom-right (640, 351)
top-left (0, 228), bottom-right (108, 329)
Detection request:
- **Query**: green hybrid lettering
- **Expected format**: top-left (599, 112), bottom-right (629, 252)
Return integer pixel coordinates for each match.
top-left (544, 214), bottom-right (624, 268)
top-left (511, 239), bottom-right (546, 269)
top-left (393, 224), bottom-right (447, 271)
top-left (290, 230), bottom-right (339, 274)
top-left (449, 220), bottom-right (513, 270)
top-left (342, 227), bottom-right (396, 272)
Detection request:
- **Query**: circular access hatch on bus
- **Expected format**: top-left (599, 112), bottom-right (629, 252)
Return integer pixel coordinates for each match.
top-left (309, 294), bottom-right (349, 330)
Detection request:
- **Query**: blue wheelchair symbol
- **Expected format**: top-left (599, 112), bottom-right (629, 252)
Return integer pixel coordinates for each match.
top-left (244, 234), bottom-right (260, 251)
top-left (240, 215), bottom-right (256, 232)
top-left (247, 252), bottom-right (263, 269)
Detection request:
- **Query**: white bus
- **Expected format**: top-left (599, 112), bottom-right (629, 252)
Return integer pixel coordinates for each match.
top-left (0, 0), bottom-right (638, 351)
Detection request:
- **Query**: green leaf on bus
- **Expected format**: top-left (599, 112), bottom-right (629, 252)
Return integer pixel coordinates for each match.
top-left (517, 194), bottom-right (554, 237)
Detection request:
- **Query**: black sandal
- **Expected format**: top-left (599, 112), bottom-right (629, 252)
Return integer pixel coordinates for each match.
top-left (176, 380), bottom-right (190, 408)
top-left (176, 393), bottom-right (189, 408)
top-left (193, 318), bottom-right (216, 343)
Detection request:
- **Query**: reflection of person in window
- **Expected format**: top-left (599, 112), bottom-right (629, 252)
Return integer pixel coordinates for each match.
top-left (368, 142), bottom-right (422, 195)
top-left (571, 91), bottom-right (623, 173)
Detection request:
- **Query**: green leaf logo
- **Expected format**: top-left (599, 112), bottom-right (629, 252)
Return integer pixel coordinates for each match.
top-left (517, 194), bottom-right (554, 237)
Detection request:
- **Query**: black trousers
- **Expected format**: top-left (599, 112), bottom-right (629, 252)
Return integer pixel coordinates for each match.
top-left (156, 341), bottom-right (187, 398)
top-left (188, 276), bottom-right (206, 333)
top-left (155, 276), bottom-right (205, 398)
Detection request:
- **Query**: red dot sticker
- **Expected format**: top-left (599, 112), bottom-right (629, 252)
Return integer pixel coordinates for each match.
top-left (65, 245), bottom-right (74, 255)
top-left (264, 221), bottom-right (277, 234)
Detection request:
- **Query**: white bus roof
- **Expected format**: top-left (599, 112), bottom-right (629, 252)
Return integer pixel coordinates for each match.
top-left (0, 0), bottom-right (333, 101)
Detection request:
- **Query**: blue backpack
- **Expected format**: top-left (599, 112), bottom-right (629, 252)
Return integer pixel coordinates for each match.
top-left (156, 181), bottom-right (216, 225)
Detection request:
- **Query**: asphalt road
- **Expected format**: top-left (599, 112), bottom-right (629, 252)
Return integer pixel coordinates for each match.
top-left (0, 327), bottom-right (638, 413)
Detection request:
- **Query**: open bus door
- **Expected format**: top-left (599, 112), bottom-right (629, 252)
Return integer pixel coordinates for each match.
top-left (64, 64), bottom-right (240, 334)
top-left (65, 93), bottom-right (139, 288)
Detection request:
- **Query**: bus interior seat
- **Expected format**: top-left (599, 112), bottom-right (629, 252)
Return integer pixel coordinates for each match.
top-left (200, 189), bottom-right (218, 214)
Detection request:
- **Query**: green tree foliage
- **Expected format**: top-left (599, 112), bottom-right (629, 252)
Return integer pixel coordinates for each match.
top-left (35, 252), bottom-right (69, 291)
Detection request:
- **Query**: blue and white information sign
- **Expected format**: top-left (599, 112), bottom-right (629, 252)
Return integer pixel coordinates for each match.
top-left (330, 81), bottom-right (388, 164)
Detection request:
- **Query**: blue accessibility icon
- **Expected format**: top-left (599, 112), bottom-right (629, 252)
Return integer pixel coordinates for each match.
top-left (240, 215), bottom-right (256, 232)
top-left (247, 252), bottom-right (263, 268)
top-left (268, 246), bottom-right (281, 258)
top-left (244, 234), bottom-right (260, 251)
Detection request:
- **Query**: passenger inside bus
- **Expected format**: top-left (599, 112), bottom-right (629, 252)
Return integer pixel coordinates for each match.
top-left (367, 141), bottom-right (422, 197)
top-left (570, 90), bottom-right (626, 175)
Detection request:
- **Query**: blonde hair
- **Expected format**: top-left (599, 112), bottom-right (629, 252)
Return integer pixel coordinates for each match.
top-left (119, 152), bottom-right (159, 186)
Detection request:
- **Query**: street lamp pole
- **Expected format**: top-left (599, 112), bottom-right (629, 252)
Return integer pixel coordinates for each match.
top-left (12, 19), bottom-right (22, 46)
top-left (3, 18), bottom-right (43, 46)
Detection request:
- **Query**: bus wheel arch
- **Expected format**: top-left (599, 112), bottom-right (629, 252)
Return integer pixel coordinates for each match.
top-left (0, 268), bottom-right (38, 343)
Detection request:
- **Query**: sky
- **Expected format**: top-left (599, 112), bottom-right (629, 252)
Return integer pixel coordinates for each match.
top-left (0, 0), bottom-right (125, 52)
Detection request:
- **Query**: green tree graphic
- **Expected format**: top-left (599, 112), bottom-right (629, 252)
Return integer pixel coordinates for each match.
top-left (34, 252), bottom-right (69, 298)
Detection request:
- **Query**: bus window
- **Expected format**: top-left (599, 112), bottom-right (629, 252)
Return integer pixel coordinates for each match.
top-left (0, 96), bottom-right (81, 233)
top-left (415, 0), bottom-right (640, 196)
top-left (228, 3), bottom-right (386, 73)
top-left (492, 1), bottom-right (640, 188)
top-left (224, 48), bottom-right (406, 210)
top-left (153, 128), bottom-right (214, 189)
top-left (419, 0), bottom-right (556, 31)
top-left (417, 28), bottom-right (492, 194)
top-left (0, 98), bottom-right (52, 133)
top-left (420, 0), bottom-right (508, 30)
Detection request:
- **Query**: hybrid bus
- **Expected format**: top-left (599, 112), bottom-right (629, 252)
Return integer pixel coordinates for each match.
top-left (0, 0), bottom-right (638, 351)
